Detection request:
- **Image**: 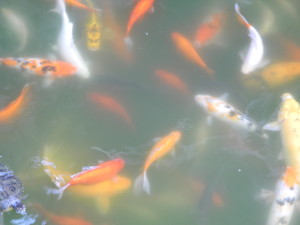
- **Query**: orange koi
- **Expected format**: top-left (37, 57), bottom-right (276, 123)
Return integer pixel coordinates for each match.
top-left (32, 203), bottom-right (93, 225)
top-left (134, 130), bottom-right (182, 195)
top-left (64, 0), bottom-right (98, 13)
top-left (171, 32), bottom-right (214, 76)
top-left (154, 69), bottom-right (189, 94)
top-left (124, 0), bottom-right (155, 45)
top-left (0, 57), bottom-right (77, 78)
top-left (194, 13), bottom-right (224, 47)
top-left (87, 92), bottom-right (133, 126)
top-left (70, 176), bottom-right (131, 214)
top-left (51, 158), bottom-right (125, 199)
top-left (0, 83), bottom-right (31, 123)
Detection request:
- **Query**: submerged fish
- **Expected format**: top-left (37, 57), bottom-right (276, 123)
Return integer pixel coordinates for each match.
top-left (32, 203), bottom-right (93, 225)
top-left (171, 32), bottom-right (214, 76)
top-left (263, 167), bottom-right (299, 225)
top-left (0, 83), bottom-right (31, 123)
top-left (53, 0), bottom-right (90, 78)
top-left (263, 94), bottom-right (300, 173)
top-left (134, 130), bottom-right (182, 195)
top-left (195, 94), bottom-right (257, 132)
top-left (235, 3), bottom-right (264, 75)
top-left (124, 0), bottom-right (156, 46)
top-left (50, 158), bottom-right (125, 199)
top-left (193, 12), bottom-right (224, 48)
top-left (65, 0), bottom-right (98, 13)
top-left (1, 8), bottom-right (28, 52)
top-left (260, 62), bottom-right (300, 87)
top-left (0, 57), bottom-right (77, 78)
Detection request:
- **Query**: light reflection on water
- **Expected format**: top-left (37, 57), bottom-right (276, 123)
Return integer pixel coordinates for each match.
top-left (0, 0), bottom-right (299, 224)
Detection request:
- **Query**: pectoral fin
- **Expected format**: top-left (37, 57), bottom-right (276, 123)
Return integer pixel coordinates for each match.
top-left (263, 121), bottom-right (280, 131)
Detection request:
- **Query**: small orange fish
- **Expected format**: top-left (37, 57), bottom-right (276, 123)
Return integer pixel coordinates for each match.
top-left (51, 158), bottom-right (125, 199)
top-left (171, 32), bottom-right (214, 76)
top-left (154, 69), bottom-right (189, 94)
top-left (194, 13), bottom-right (224, 47)
top-left (0, 83), bottom-right (31, 123)
top-left (64, 0), bottom-right (98, 13)
top-left (87, 92), bottom-right (133, 126)
top-left (33, 203), bottom-right (93, 225)
top-left (124, 0), bottom-right (155, 44)
top-left (0, 57), bottom-right (77, 78)
top-left (134, 130), bottom-right (182, 195)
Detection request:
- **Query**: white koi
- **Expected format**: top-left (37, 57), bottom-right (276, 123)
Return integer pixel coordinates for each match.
top-left (235, 3), bottom-right (264, 75)
top-left (266, 167), bottom-right (299, 225)
top-left (195, 94), bottom-right (257, 132)
top-left (53, 0), bottom-right (90, 78)
top-left (1, 8), bottom-right (28, 52)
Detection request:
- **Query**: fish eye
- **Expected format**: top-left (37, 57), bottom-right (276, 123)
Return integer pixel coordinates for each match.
top-left (9, 185), bottom-right (16, 192)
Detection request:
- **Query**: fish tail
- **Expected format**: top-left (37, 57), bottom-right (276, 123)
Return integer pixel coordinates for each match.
top-left (133, 171), bottom-right (151, 195)
top-left (204, 67), bottom-right (215, 78)
top-left (234, 3), bottom-right (251, 28)
top-left (50, 0), bottom-right (66, 15)
top-left (142, 171), bottom-right (151, 195)
top-left (124, 36), bottom-right (133, 48)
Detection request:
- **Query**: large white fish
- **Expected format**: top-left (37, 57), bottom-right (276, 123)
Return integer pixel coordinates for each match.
top-left (1, 8), bottom-right (28, 52)
top-left (263, 167), bottom-right (299, 225)
top-left (53, 0), bottom-right (90, 78)
top-left (195, 94), bottom-right (258, 132)
top-left (235, 3), bottom-right (264, 75)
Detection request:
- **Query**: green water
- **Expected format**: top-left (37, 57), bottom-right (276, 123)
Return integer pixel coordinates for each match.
top-left (0, 0), bottom-right (300, 224)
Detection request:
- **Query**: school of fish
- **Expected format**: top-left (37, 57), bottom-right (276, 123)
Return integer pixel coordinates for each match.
top-left (1, 0), bottom-right (300, 224)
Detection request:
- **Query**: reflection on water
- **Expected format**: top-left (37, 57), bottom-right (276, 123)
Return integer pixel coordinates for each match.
top-left (0, 0), bottom-right (300, 224)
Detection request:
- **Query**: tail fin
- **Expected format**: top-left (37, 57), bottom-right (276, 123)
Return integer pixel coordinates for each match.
top-left (50, 0), bottom-right (66, 15)
top-left (124, 36), bottom-right (133, 48)
top-left (133, 172), bottom-right (151, 195)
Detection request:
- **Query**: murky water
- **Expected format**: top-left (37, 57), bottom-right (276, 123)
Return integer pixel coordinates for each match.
top-left (0, 0), bottom-right (300, 224)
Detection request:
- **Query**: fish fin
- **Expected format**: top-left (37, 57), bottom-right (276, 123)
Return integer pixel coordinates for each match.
top-left (255, 188), bottom-right (274, 204)
top-left (133, 174), bottom-right (144, 195)
top-left (50, 0), bottom-right (65, 14)
top-left (124, 36), bottom-right (133, 48)
top-left (206, 116), bottom-right (213, 125)
top-left (262, 121), bottom-right (280, 131)
top-left (96, 197), bottom-right (110, 215)
top-left (143, 171), bottom-right (151, 195)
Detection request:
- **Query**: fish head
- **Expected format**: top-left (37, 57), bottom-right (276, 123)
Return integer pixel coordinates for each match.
top-left (170, 130), bottom-right (182, 142)
top-left (281, 93), bottom-right (294, 101)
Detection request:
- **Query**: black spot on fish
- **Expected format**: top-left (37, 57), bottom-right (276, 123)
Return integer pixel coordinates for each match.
top-left (42, 66), bottom-right (56, 73)
top-left (229, 110), bottom-right (236, 117)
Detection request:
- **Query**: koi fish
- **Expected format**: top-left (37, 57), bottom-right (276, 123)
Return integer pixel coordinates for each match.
top-left (193, 12), bottom-right (224, 48)
top-left (235, 3), bottom-right (264, 75)
top-left (87, 92), bottom-right (133, 127)
top-left (260, 62), bottom-right (300, 87)
top-left (70, 176), bottom-right (131, 214)
top-left (32, 203), bottom-right (93, 225)
top-left (1, 8), bottom-right (28, 52)
top-left (171, 32), bottom-right (214, 76)
top-left (65, 0), bottom-right (99, 13)
top-left (279, 37), bottom-right (300, 61)
top-left (50, 158), bottom-right (125, 199)
top-left (264, 167), bottom-right (299, 225)
top-left (0, 57), bottom-right (77, 78)
top-left (134, 130), bottom-right (182, 195)
top-left (154, 69), bottom-right (189, 94)
top-left (124, 0), bottom-right (155, 46)
top-left (194, 94), bottom-right (257, 132)
top-left (0, 83), bottom-right (31, 123)
top-left (53, 0), bottom-right (90, 78)
top-left (263, 94), bottom-right (300, 172)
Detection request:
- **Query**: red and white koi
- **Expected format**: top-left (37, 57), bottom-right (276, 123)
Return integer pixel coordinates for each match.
top-left (0, 57), bottom-right (77, 78)
top-left (195, 94), bottom-right (257, 131)
top-left (53, 0), bottom-right (90, 78)
top-left (265, 167), bottom-right (299, 225)
top-left (235, 3), bottom-right (264, 75)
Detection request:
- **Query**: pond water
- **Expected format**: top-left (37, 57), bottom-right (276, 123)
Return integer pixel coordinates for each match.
top-left (0, 0), bottom-right (300, 224)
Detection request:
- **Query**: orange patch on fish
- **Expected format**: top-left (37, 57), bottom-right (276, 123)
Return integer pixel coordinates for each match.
top-left (283, 167), bottom-right (298, 188)
top-left (171, 32), bottom-right (214, 76)
top-left (64, 0), bottom-right (98, 13)
top-left (0, 83), bottom-right (31, 123)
